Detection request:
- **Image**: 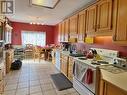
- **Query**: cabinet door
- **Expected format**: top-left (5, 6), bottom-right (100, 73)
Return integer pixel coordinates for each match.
top-left (68, 57), bottom-right (74, 81)
top-left (104, 82), bottom-right (126, 95)
top-left (59, 22), bottom-right (65, 42)
top-left (97, 0), bottom-right (113, 32)
top-left (114, 0), bottom-right (127, 44)
top-left (86, 5), bottom-right (97, 33)
top-left (61, 22), bottom-right (65, 41)
top-left (64, 19), bottom-right (69, 42)
top-left (78, 10), bottom-right (86, 42)
top-left (69, 14), bottom-right (78, 38)
top-left (58, 23), bottom-right (62, 42)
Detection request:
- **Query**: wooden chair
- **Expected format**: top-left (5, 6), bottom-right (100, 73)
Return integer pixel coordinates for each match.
top-left (24, 44), bottom-right (34, 59)
top-left (33, 46), bottom-right (45, 62)
top-left (47, 49), bottom-right (52, 60)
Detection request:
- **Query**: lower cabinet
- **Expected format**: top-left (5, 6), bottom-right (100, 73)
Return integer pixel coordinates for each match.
top-left (99, 79), bottom-right (127, 95)
top-left (60, 53), bottom-right (74, 81)
top-left (0, 62), bottom-right (5, 94)
top-left (68, 56), bottom-right (74, 81)
top-left (60, 53), bottom-right (68, 77)
top-left (5, 49), bottom-right (14, 73)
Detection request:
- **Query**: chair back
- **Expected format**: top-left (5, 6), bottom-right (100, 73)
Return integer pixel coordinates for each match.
top-left (25, 44), bottom-right (33, 50)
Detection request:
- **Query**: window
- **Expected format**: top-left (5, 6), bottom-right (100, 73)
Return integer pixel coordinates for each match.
top-left (21, 31), bottom-right (46, 47)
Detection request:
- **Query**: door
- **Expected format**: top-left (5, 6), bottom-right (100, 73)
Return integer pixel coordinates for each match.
top-left (97, 0), bottom-right (113, 32)
top-left (69, 14), bottom-right (78, 38)
top-left (86, 5), bottom-right (97, 33)
top-left (78, 10), bottom-right (86, 42)
top-left (114, 0), bottom-right (127, 44)
top-left (64, 19), bottom-right (69, 42)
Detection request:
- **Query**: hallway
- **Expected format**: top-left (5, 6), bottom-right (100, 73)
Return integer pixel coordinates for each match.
top-left (2, 60), bottom-right (79, 95)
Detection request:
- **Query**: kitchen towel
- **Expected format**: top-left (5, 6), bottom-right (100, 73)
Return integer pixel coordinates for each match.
top-left (84, 68), bottom-right (93, 84)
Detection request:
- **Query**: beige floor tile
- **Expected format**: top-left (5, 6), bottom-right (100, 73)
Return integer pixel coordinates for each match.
top-left (43, 89), bottom-right (57, 95)
top-left (30, 85), bottom-right (42, 94)
top-left (29, 92), bottom-right (43, 95)
top-left (2, 90), bottom-right (16, 95)
top-left (18, 82), bottom-right (29, 88)
top-left (5, 84), bottom-right (17, 91)
top-left (41, 83), bottom-right (54, 91)
top-left (16, 88), bottom-right (29, 95)
top-left (30, 80), bottom-right (40, 86)
top-left (55, 89), bottom-right (69, 95)
top-left (6, 79), bottom-right (19, 84)
top-left (40, 79), bottom-right (52, 84)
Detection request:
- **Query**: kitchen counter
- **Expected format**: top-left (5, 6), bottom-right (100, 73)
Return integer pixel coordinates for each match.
top-left (101, 69), bottom-right (127, 92)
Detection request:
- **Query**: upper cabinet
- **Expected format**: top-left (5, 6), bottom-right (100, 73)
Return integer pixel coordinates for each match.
top-left (86, 0), bottom-right (113, 36)
top-left (58, 23), bottom-right (64, 42)
top-left (64, 19), bottom-right (69, 42)
top-left (97, 0), bottom-right (112, 32)
top-left (78, 10), bottom-right (86, 42)
top-left (113, 0), bottom-right (127, 45)
top-left (61, 22), bottom-right (65, 41)
top-left (59, 19), bottom-right (69, 42)
top-left (69, 14), bottom-right (78, 39)
top-left (86, 5), bottom-right (97, 34)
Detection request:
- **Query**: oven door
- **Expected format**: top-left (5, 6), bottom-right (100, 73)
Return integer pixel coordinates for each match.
top-left (73, 60), bottom-right (96, 94)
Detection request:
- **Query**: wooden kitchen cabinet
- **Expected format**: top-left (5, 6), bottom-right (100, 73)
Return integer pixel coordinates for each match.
top-left (64, 19), bottom-right (69, 42)
top-left (0, 62), bottom-right (5, 94)
top-left (60, 53), bottom-right (68, 77)
top-left (97, 0), bottom-right (113, 32)
top-left (68, 56), bottom-right (74, 81)
top-left (113, 0), bottom-right (127, 45)
top-left (102, 81), bottom-right (127, 95)
top-left (86, 4), bottom-right (97, 34)
top-left (5, 49), bottom-right (14, 73)
top-left (59, 23), bottom-right (64, 42)
top-left (78, 10), bottom-right (86, 42)
top-left (61, 22), bottom-right (65, 42)
top-left (69, 14), bottom-right (78, 41)
top-left (86, 0), bottom-right (113, 36)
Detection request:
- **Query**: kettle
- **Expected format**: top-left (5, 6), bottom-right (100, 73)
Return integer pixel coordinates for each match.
top-left (86, 49), bottom-right (94, 59)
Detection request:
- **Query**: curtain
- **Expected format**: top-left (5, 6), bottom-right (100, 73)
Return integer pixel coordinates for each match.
top-left (21, 31), bottom-right (46, 47)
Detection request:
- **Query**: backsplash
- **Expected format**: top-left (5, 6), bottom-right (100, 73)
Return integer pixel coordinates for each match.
top-left (74, 36), bottom-right (127, 57)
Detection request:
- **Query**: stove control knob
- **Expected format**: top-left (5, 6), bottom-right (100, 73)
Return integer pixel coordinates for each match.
top-left (122, 65), bottom-right (126, 67)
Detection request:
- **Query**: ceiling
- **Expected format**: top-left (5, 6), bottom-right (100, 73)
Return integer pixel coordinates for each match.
top-left (7, 0), bottom-right (95, 25)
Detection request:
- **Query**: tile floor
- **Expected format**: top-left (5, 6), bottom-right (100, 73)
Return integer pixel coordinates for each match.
top-left (2, 60), bottom-right (80, 95)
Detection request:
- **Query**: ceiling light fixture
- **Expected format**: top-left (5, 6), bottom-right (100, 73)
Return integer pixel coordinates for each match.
top-left (30, 22), bottom-right (44, 25)
top-left (30, 0), bottom-right (60, 9)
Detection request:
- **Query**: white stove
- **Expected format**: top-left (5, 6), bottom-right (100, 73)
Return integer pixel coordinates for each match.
top-left (73, 48), bottom-right (119, 95)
